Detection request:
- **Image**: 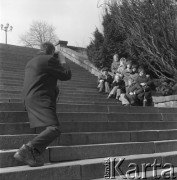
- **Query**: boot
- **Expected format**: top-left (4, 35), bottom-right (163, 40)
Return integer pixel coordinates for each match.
top-left (14, 144), bottom-right (44, 167)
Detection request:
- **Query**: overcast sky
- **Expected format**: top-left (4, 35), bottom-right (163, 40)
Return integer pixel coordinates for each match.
top-left (0, 0), bottom-right (104, 47)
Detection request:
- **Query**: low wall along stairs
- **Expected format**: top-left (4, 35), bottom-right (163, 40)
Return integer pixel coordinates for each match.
top-left (0, 43), bottom-right (177, 180)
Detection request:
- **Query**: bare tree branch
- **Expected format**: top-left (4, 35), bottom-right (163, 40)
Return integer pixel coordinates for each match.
top-left (105, 0), bottom-right (177, 81)
top-left (19, 21), bottom-right (59, 48)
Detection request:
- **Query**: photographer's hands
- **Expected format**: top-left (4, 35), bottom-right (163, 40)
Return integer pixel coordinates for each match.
top-left (54, 51), bottom-right (66, 64)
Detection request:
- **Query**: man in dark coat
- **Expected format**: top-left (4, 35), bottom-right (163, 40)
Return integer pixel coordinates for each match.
top-left (14, 42), bottom-right (71, 167)
top-left (136, 67), bottom-right (152, 106)
top-left (125, 78), bottom-right (143, 106)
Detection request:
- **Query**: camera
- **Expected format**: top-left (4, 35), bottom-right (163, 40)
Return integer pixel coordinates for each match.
top-left (53, 52), bottom-right (59, 58)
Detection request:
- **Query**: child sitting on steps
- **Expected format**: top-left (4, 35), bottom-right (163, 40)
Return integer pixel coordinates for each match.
top-left (107, 73), bottom-right (125, 100)
top-left (97, 67), bottom-right (113, 94)
top-left (125, 78), bottom-right (143, 106)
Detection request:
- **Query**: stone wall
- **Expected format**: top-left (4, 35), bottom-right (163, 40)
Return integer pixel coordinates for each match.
top-left (57, 46), bottom-right (102, 77)
top-left (153, 95), bottom-right (177, 107)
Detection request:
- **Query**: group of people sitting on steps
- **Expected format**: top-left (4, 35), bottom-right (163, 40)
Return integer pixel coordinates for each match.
top-left (97, 54), bottom-right (152, 106)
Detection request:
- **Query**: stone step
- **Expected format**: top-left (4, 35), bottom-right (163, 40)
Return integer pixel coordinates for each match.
top-left (0, 90), bottom-right (102, 97)
top-left (0, 83), bottom-right (98, 92)
top-left (0, 74), bottom-right (96, 79)
top-left (0, 64), bottom-right (94, 72)
top-left (1, 140), bottom-right (177, 168)
top-left (0, 111), bottom-right (176, 123)
top-left (1, 129), bottom-right (177, 150)
top-left (0, 83), bottom-right (97, 90)
top-left (0, 68), bottom-right (25, 72)
top-left (0, 78), bottom-right (97, 85)
top-left (0, 86), bottom-right (23, 91)
top-left (0, 103), bottom-right (176, 113)
top-left (0, 80), bottom-right (97, 87)
top-left (0, 86), bottom-right (99, 92)
top-left (0, 63), bottom-right (86, 71)
top-left (0, 58), bottom-right (32, 64)
top-left (0, 99), bottom-right (118, 105)
top-left (0, 61), bottom-right (89, 68)
top-left (0, 86), bottom-right (98, 92)
top-left (0, 76), bottom-right (24, 81)
top-left (0, 66), bottom-right (94, 75)
top-left (1, 121), bottom-right (177, 135)
top-left (0, 77), bottom-right (97, 83)
top-left (0, 86), bottom-right (98, 91)
top-left (0, 74), bottom-right (97, 81)
top-left (0, 57), bottom-right (30, 63)
top-left (1, 77), bottom-right (97, 85)
top-left (0, 151), bottom-right (177, 180)
top-left (0, 66), bottom-right (96, 74)
top-left (0, 63), bottom-right (25, 68)
top-left (0, 48), bottom-right (35, 52)
top-left (0, 99), bottom-right (22, 103)
top-left (0, 95), bottom-right (117, 103)
top-left (0, 57), bottom-right (81, 64)
top-left (0, 76), bottom-right (97, 84)
top-left (0, 122), bottom-right (34, 135)
top-left (0, 51), bottom-right (33, 56)
top-left (0, 71), bottom-right (95, 79)
top-left (0, 93), bottom-right (109, 100)
top-left (0, 96), bottom-right (116, 103)
top-left (0, 59), bottom-right (94, 68)
top-left (0, 58), bottom-right (89, 67)
top-left (43, 139), bottom-right (177, 163)
top-left (0, 59), bottom-right (86, 66)
top-left (0, 68), bottom-right (94, 77)
top-left (0, 52), bottom-right (34, 57)
top-left (0, 96), bottom-right (114, 103)
top-left (0, 58), bottom-right (94, 66)
top-left (0, 45), bottom-right (38, 52)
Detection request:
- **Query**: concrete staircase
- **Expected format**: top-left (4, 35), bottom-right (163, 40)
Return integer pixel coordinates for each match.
top-left (0, 44), bottom-right (177, 180)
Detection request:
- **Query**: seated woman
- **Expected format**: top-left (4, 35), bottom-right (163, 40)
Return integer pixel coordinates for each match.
top-left (122, 60), bottom-right (132, 90)
top-left (111, 54), bottom-right (120, 75)
top-left (125, 78), bottom-right (143, 106)
top-left (116, 57), bottom-right (127, 76)
top-left (136, 67), bottom-right (152, 106)
top-left (130, 64), bottom-right (139, 82)
top-left (97, 67), bottom-right (113, 94)
top-left (107, 73), bottom-right (125, 100)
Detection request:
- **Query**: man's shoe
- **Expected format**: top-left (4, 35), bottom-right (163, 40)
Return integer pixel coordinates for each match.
top-left (14, 144), bottom-right (44, 167)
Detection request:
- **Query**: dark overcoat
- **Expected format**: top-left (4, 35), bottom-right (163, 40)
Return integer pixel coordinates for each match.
top-left (23, 52), bottom-right (71, 128)
top-left (126, 83), bottom-right (143, 95)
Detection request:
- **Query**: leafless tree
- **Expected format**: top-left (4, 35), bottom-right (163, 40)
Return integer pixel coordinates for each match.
top-left (19, 21), bottom-right (59, 48)
top-left (107, 0), bottom-right (177, 81)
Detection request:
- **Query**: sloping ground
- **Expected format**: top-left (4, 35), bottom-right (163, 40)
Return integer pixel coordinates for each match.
top-left (0, 44), bottom-right (177, 180)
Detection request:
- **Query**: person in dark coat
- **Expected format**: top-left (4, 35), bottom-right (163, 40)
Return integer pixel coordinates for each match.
top-left (125, 78), bottom-right (143, 106)
top-left (14, 42), bottom-right (71, 167)
top-left (136, 67), bottom-right (152, 106)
